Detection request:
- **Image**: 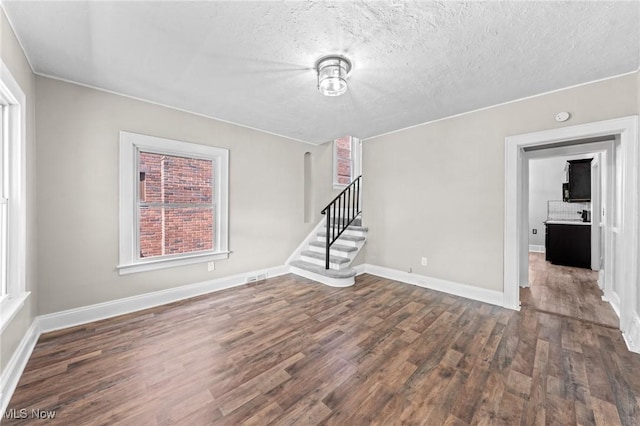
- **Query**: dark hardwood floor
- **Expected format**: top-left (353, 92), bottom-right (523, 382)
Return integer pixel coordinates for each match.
top-left (5, 271), bottom-right (640, 425)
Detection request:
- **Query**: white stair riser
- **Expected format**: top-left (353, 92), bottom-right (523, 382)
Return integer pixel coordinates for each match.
top-left (316, 236), bottom-right (359, 247)
top-left (341, 229), bottom-right (367, 237)
top-left (324, 228), bottom-right (366, 237)
top-left (300, 255), bottom-right (347, 270)
top-left (290, 266), bottom-right (355, 288)
top-left (308, 246), bottom-right (351, 258)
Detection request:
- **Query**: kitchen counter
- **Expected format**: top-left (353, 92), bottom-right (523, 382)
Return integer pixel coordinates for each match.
top-left (544, 220), bottom-right (591, 226)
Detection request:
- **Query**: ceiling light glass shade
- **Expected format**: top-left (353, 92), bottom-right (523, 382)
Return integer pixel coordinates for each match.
top-left (316, 56), bottom-right (352, 97)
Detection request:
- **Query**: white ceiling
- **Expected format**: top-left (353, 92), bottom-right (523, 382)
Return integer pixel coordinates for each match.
top-left (3, 1), bottom-right (639, 144)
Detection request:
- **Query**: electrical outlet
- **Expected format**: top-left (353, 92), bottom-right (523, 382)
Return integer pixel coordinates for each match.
top-left (207, 261), bottom-right (215, 272)
top-left (532, 229), bottom-right (537, 235)
top-left (421, 257), bottom-right (428, 266)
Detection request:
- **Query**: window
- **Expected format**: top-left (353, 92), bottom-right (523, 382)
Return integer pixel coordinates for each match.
top-left (0, 104), bottom-right (6, 302)
top-left (118, 132), bottom-right (229, 275)
top-left (0, 60), bottom-right (28, 331)
top-left (333, 136), bottom-right (360, 188)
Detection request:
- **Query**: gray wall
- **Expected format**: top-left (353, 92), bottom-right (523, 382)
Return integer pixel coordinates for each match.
top-left (35, 76), bottom-right (335, 314)
top-left (0, 9), bottom-right (38, 373)
top-left (362, 73), bottom-right (637, 292)
top-left (528, 157), bottom-right (567, 246)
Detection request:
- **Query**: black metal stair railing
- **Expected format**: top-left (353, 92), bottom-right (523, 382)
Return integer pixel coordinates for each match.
top-left (320, 175), bottom-right (362, 269)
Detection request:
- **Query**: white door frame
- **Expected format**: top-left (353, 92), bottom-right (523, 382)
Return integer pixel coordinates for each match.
top-left (504, 116), bottom-right (639, 350)
top-left (590, 155), bottom-right (601, 273)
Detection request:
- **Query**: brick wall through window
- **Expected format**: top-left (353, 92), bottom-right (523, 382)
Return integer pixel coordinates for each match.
top-left (335, 136), bottom-right (352, 185)
top-left (138, 152), bottom-right (214, 258)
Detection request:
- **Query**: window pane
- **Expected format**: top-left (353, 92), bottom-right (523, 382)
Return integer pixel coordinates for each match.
top-left (335, 136), bottom-right (351, 160)
top-left (337, 175), bottom-right (351, 185)
top-left (0, 106), bottom-right (5, 298)
top-left (337, 158), bottom-right (351, 184)
top-left (334, 136), bottom-right (352, 186)
top-left (138, 152), bottom-right (213, 204)
top-left (336, 146), bottom-right (351, 161)
top-left (140, 206), bottom-right (214, 258)
top-left (336, 136), bottom-right (351, 150)
top-left (0, 202), bottom-right (6, 298)
top-left (138, 150), bottom-right (215, 259)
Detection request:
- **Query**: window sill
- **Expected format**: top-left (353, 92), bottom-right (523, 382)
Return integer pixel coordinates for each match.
top-left (333, 184), bottom-right (348, 190)
top-left (0, 292), bottom-right (31, 334)
top-left (117, 251), bottom-right (230, 275)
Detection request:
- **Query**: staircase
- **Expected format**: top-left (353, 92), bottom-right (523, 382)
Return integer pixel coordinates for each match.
top-left (289, 175), bottom-right (366, 287)
top-left (290, 216), bottom-right (367, 287)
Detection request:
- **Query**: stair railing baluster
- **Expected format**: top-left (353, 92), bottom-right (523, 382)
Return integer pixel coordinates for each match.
top-left (346, 189), bottom-right (349, 225)
top-left (332, 203), bottom-right (336, 240)
top-left (356, 178), bottom-right (360, 214)
top-left (338, 196), bottom-right (342, 235)
top-left (349, 186), bottom-right (353, 223)
top-left (325, 208), bottom-right (331, 269)
top-left (340, 194), bottom-right (343, 232)
top-left (351, 185), bottom-right (355, 221)
top-left (345, 190), bottom-right (348, 226)
top-left (320, 175), bottom-right (362, 269)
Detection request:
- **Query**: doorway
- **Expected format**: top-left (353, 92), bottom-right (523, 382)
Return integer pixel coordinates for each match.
top-left (523, 149), bottom-right (616, 326)
top-left (504, 116), bottom-right (639, 352)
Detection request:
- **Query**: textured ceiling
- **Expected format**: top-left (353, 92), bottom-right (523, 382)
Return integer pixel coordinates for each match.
top-left (3, 1), bottom-right (639, 144)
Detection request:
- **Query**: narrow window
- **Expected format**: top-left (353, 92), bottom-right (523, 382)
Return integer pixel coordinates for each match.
top-left (0, 60), bottom-right (29, 329)
top-left (334, 136), bottom-right (352, 186)
top-left (0, 104), bottom-right (7, 301)
top-left (333, 136), bottom-right (360, 188)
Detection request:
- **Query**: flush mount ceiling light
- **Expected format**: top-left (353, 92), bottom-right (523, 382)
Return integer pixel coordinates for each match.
top-left (315, 55), bottom-right (352, 97)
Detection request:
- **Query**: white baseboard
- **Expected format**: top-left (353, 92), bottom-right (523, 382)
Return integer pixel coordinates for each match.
top-left (38, 265), bottom-right (289, 334)
top-left (362, 264), bottom-right (504, 307)
top-left (0, 320), bottom-right (41, 415)
top-left (529, 245), bottom-right (545, 253)
top-left (598, 270), bottom-right (605, 290)
top-left (623, 313), bottom-right (640, 354)
top-left (353, 263), bottom-right (366, 275)
top-left (602, 290), bottom-right (621, 319)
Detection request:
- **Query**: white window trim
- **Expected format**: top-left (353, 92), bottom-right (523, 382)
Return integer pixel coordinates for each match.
top-left (118, 131), bottom-right (229, 275)
top-left (0, 59), bottom-right (30, 333)
top-left (332, 136), bottom-right (361, 189)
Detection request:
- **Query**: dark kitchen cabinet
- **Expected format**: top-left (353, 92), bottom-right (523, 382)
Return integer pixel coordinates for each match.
top-left (563, 159), bottom-right (591, 202)
top-left (545, 223), bottom-right (591, 268)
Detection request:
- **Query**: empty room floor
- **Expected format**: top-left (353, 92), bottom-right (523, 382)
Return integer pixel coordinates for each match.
top-left (6, 272), bottom-right (640, 425)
